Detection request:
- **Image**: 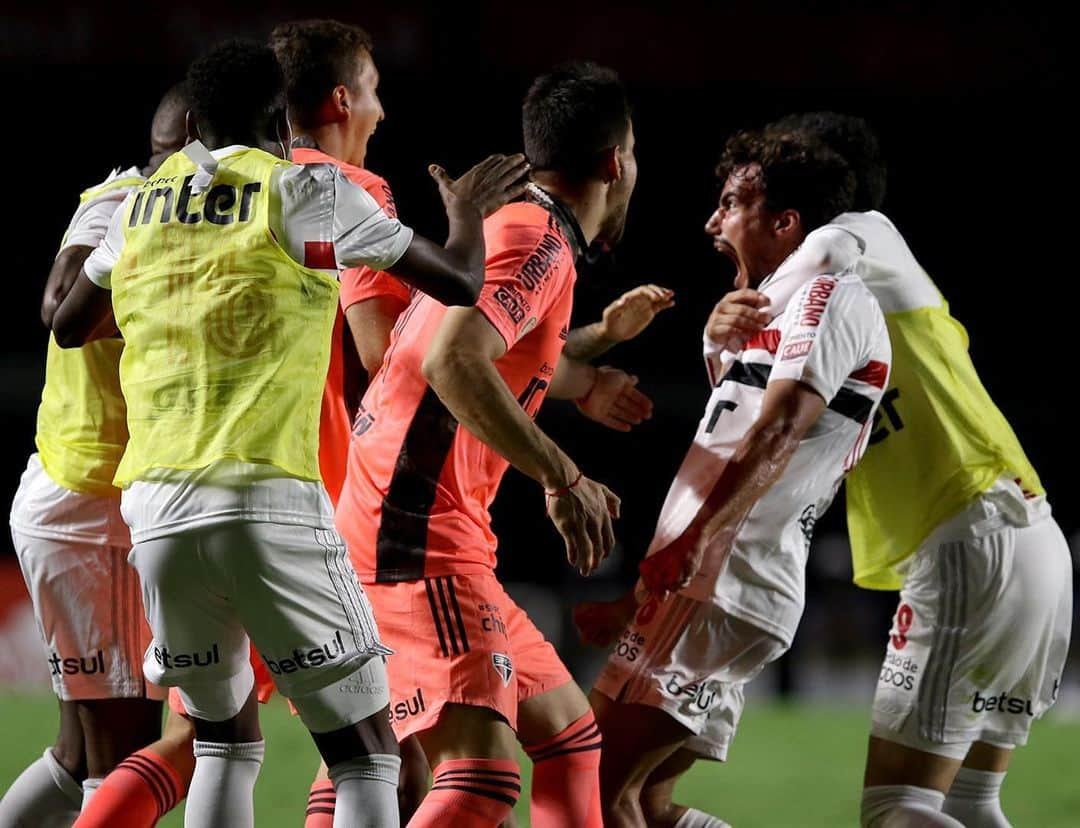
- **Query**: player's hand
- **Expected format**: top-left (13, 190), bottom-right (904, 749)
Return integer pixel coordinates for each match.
top-left (572, 592), bottom-right (639, 648)
top-left (638, 528), bottom-right (708, 598)
top-left (576, 367), bottom-right (653, 432)
top-left (546, 475), bottom-right (621, 577)
top-left (705, 289), bottom-right (771, 352)
top-left (429, 154), bottom-right (531, 218)
top-left (599, 284), bottom-right (675, 343)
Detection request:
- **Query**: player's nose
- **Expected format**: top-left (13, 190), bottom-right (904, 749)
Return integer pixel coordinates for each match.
top-left (704, 208), bottom-right (723, 235)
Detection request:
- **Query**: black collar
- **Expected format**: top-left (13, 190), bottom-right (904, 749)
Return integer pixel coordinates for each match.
top-left (525, 183), bottom-right (588, 261)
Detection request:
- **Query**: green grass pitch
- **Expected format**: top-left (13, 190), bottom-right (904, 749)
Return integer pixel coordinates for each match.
top-left (3, 694), bottom-right (1078, 826)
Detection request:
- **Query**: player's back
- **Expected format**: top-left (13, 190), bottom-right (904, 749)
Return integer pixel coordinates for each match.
top-left (338, 200), bottom-right (577, 584)
top-left (837, 210), bottom-right (1044, 589)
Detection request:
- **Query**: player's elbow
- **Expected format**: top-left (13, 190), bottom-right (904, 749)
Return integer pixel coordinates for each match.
top-left (421, 344), bottom-right (467, 391)
top-left (52, 320), bottom-right (89, 349)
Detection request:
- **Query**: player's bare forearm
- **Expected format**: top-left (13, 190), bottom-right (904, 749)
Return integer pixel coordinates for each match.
top-left (691, 381), bottom-right (825, 548)
top-left (423, 334), bottom-right (577, 491)
top-left (41, 245), bottom-right (93, 328)
top-left (564, 322), bottom-right (615, 362)
top-left (389, 219), bottom-right (486, 308)
top-left (52, 270), bottom-right (114, 348)
top-left (549, 355), bottom-right (599, 400)
top-left (344, 295), bottom-right (409, 378)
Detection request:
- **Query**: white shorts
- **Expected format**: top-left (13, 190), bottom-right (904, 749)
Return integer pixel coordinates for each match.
top-left (11, 528), bottom-right (157, 701)
top-left (128, 520), bottom-right (391, 703)
top-left (870, 515), bottom-right (1072, 759)
top-left (593, 593), bottom-right (787, 760)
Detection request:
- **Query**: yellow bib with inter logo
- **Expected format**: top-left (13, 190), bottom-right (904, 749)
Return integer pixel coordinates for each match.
top-left (36, 174), bottom-right (144, 498)
top-left (110, 147), bottom-right (339, 487)
top-left (845, 299), bottom-right (1043, 590)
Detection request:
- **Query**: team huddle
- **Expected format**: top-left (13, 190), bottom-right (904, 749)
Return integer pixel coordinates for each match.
top-left (1, 17), bottom-right (1070, 828)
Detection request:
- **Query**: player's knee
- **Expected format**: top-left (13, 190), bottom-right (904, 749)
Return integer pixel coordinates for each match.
top-left (177, 665), bottom-right (255, 724)
top-left (861, 785), bottom-right (962, 827)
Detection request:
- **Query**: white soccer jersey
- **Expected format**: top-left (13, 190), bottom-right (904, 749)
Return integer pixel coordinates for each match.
top-left (651, 271), bottom-right (891, 644)
top-left (84, 143), bottom-right (413, 287)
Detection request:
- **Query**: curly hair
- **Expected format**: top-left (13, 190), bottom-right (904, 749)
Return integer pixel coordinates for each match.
top-left (715, 130), bottom-right (856, 232)
top-left (270, 20), bottom-right (374, 128)
top-left (187, 39), bottom-right (285, 141)
top-left (769, 112), bottom-right (886, 211)
top-left (523, 61), bottom-right (631, 180)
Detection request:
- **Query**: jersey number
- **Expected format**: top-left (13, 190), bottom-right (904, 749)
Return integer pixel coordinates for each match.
top-left (705, 399), bottom-right (738, 434)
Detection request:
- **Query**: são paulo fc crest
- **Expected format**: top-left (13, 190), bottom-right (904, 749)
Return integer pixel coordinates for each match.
top-left (492, 653), bottom-right (514, 687)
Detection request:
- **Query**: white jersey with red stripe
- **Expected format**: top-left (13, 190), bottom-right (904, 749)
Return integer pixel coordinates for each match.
top-left (650, 271), bottom-right (891, 645)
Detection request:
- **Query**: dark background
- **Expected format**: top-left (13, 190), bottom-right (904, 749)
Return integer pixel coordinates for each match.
top-left (1, 2), bottom-right (1072, 690)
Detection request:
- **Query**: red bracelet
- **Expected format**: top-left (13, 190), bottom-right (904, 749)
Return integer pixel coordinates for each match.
top-left (545, 471), bottom-right (584, 498)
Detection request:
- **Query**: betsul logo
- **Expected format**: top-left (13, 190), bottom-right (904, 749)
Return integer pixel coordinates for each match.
top-left (49, 650), bottom-right (105, 676)
top-left (262, 631), bottom-right (347, 675)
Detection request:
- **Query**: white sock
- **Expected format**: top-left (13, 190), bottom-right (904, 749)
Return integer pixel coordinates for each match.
top-left (675, 806), bottom-right (732, 827)
top-left (861, 785), bottom-right (965, 827)
top-left (328, 754), bottom-right (401, 828)
top-left (80, 777), bottom-right (103, 810)
top-left (943, 768), bottom-right (1011, 827)
top-left (184, 740), bottom-right (265, 828)
top-left (0, 747), bottom-right (83, 828)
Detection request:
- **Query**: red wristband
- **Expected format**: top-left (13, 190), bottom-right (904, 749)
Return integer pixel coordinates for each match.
top-left (545, 471), bottom-right (584, 498)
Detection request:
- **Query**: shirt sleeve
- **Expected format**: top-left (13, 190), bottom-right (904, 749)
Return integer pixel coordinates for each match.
top-left (340, 267), bottom-right (412, 310)
top-left (473, 215), bottom-right (574, 350)
top-left (81, 194), bottom-right (133, 290)
top-left (60, 195), bottom-right (126, 253)
top-left (277, 163), bottom-right (414, 275)
top-left (773, 225), bottom-right (864, 285)
top-left (767, 276), bottom-right (873, 403)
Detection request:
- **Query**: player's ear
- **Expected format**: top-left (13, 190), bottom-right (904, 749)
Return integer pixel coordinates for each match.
top-left (334, 84), bottom-right (350, 116)
top-left (185, 110), bottom-right (200, 144)
top-left (601, 146), bottom-right (622, 185)
top-left (774, 208), bottom-right (801, 238)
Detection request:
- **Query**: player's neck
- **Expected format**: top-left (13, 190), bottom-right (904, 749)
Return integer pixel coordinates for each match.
top-left (530, 172), bottom-right (605, 245)
top-left (297, 124), bottom-right (364, 168)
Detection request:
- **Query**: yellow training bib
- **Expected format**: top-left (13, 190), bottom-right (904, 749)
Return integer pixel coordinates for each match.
top-left (110, 146), bottom-right (339, 486)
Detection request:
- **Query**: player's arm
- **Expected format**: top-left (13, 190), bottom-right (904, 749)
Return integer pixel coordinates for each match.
top-left (639, 379), bottom-right (825, 594)
top-left (564, 284), bottom-right (675, 361)
top-left (382, 156), bottom-right (529, 307)
top-left (549, 356), bottom-right (654, 433)
top-left (344, 295), bottom-right (410, 377)
top-left (422, 309), bottom-right (619, 576)
top-left (52, 198), bottom-right (127, 347)
top-left (41, 245), bottom-right (93, 327)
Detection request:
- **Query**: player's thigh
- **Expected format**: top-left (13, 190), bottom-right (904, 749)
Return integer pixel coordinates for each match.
top-left (415, 702), bottom-right (519, 766)
top-left (214, 523), bottom-right (388, 701)
top-left (13, 530), bottom-right (150, 701)
top-left (127, 531), bottom-right (250, 692)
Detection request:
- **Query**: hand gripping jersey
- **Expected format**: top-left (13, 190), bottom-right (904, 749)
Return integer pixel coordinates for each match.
top-left (834, 211), bottom-right (1044, 590)
top-left (291, 147), bottom-right (410, 505)
top-left (337, 194), bottom-right (581, 583)
top-left (35, 169), bottom-right (143, 498)
top-left (654, 271), bottom-right (891, 644)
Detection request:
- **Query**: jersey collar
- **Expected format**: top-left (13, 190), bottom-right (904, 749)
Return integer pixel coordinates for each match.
top-left (525, 183), bottom-right (588, 261)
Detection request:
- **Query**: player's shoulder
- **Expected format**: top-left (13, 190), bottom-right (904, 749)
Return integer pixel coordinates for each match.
top-left (79, 165), bottom-right (145, 204)
top-left (790, 271), bottom-right (880, 320)
top-left (486, 202), bottom-right (570, 255)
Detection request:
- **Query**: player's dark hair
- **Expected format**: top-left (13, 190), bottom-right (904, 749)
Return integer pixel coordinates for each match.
top-left (769, 111), bottom-right (886, 211)
top-left (187, 39), bottom-right (285, 143)
top-left (270, 19), bottom-right (375, 129)
top-left (716, 130), bottom-right (856, 232)
top-left (523, 61), bottom-right (631, 181)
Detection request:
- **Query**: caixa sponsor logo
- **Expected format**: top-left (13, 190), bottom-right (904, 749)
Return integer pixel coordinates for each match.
top-left (663, 676), bottom-right (717, 713)
top-left (262, 631), bottom-right (347, 675)
top-left (49, 650), bottom-right (105, 676)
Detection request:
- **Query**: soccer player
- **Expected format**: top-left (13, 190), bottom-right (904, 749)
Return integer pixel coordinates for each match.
top-left (334, 62), bottom-right (645, 827)
top-left (50, 38), bottom-right (529, 828)
top-left (1, 85), bottom-right (188, 828)
top-left (585, 130), bottom-right (892, 828)
top-left (706, 112), bottom-right (1072, 828)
